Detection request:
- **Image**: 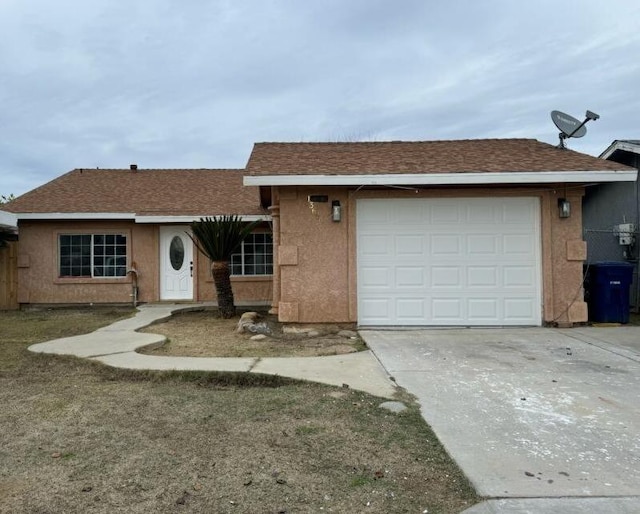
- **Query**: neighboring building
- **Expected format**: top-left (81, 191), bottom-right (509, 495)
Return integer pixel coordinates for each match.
top-left (0, 210), bottom-right (17, 232)
top-left (583, 140), bottom-right (640, 309)
top-left (3, 168), bottom-right (272, 307)
top-left (245, 138), bottom-right (636, 327)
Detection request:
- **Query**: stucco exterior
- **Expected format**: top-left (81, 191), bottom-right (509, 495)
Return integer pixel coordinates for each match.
top-left (16, 220), bottom-right (271, 307)
top-left (270, 185), bottom-right (588, 326)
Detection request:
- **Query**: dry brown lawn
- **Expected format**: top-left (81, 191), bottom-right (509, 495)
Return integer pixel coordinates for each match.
top-left (140, 310), bottom-right (367, 358)
top-left (0, 308), bottom-right (480, 513)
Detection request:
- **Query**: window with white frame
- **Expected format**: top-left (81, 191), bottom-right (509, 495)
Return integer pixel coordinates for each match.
top-left (58, 234), bottom-right (127, 278)
top-left (230, 233), bottom-right (273, 276)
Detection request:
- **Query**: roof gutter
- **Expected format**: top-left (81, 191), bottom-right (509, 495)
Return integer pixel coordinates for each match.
top-left (134, 215), bottom-right (271, 223)
top-left (13, 212), bottom-right (271, 223)
top-left (244, 169), bottom-right (637, 187)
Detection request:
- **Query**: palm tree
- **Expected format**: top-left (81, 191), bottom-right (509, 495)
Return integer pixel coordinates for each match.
top-left (189, 216), bottom-right (259, 318)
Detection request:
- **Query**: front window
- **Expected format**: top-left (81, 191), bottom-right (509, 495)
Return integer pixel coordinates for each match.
top-left (58, 234), bottom-right (127, 278)
top-left (231, 233), bottom-right (273, 276)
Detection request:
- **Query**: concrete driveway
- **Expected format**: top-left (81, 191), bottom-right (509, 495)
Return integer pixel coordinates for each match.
top-left (362, 327), bottom-right (640, 503)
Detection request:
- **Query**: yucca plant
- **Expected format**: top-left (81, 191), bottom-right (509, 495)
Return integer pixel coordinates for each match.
top-left (189, 216), bottom-right (259, 318)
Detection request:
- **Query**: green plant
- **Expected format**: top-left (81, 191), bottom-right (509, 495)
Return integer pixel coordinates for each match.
top-left (189, 216), bottom-right (259, 318)
top-left (0, 193), bottom-right (16, 205)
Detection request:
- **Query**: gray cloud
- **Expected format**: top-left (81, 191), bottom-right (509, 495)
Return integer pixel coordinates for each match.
top-left (1, 0), bottom-right (639, 195)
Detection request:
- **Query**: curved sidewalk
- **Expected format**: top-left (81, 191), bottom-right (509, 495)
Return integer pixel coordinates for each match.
top-left (28, 304), bottom-right (397, 399)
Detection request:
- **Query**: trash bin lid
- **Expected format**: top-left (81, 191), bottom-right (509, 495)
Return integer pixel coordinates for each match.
top-left (592, 261), bottom-right (635, 268)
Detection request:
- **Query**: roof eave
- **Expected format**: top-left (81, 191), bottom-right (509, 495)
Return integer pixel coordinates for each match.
top-left (0, 210), bottom-right (17, 229)
top-left (244, 170), bottom-right (637, 187)
top-left (14, 213), bottom-right (271, 223)
top-left (600, 140), bottom-right (640, 160)
top-left (134, 214), bottom-right (271, 223)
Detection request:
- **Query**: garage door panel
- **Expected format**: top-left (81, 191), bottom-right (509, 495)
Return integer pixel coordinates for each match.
top-left (395, 234), bottom-right (425, 255)
top-left (360, 266), bottom-right (391, 288)
top-left (503, 234), bottom-right (535, 254)
top-left (503, 266), bottom-right (536, 287)
top-left (396, 267), bottom-right (425, 287)
top-left (466, 203), bottom-right (499, 224)
top-left (430, 234), bottom-right (460, 255)
top-left (467, 234), bottom-right (499, 255)
top-left (396, 298), bottom-right (425, 320)
top-left (467, 298), bottom-right (499, 321)
top-left (359, 234), bottom-right (391, 256)
top-left (467, 266), bottom-right (498, 287)
top-left (504, 298), bottom-right (537, 321)
top-left (431, 203), bottom-right (461, 223)
top-left (357, 198), bottom-right (541, 326)
top-left (503, 201), bottom-right (535, 224)
top-left (431, 266), bottom-right (462, 288)
top-left (432, 298), bottom-right (463, 321)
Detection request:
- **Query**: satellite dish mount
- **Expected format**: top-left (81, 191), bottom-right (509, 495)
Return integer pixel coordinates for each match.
top-left (551, 109), bottom-right (600, 149)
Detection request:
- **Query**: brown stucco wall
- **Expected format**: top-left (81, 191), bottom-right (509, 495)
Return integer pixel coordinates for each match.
top-left (272, 185), bottom-right (587, 325)
top-left (17, 221), bottom-right (271, 306)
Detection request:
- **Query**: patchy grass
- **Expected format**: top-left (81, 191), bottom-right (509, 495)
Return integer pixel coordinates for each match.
top-left (140, 310), bottom-right (368, 358)
top-left (0, 308), bottom-right (480, 513)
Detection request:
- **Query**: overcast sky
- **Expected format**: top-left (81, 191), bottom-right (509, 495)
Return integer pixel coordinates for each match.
top-left (1, 0), bottom-right (639, 197)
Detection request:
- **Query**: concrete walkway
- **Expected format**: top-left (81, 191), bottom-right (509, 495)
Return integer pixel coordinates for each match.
top-left (362, 327), bottom-right (640, 514)
top-left (28, 304), bottom-right (397, 399)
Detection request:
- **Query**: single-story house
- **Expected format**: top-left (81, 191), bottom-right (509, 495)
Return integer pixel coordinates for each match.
top-left (3, 167), bottom-right (273, 306)
top-left (244, 138), bottom-right (637, 326)
top-left (6, 138), bottom-right (637, 326)
top-left (583, 140), bottom-right (640, 309)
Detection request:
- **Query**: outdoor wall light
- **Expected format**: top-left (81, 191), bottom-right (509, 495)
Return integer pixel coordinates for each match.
top-left (558, 198), bottom-right (571, 218)
top-left (332, 200), bottom-right (342, 222)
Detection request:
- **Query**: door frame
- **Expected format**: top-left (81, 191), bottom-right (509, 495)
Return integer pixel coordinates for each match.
top-left (159, 225), bottom-right (194, 300)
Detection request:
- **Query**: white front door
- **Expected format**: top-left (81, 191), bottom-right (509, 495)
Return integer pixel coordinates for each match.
top-left (160, 226), bottom-right (194, 300)
top-left (357, 197), bottom-right (542, 326)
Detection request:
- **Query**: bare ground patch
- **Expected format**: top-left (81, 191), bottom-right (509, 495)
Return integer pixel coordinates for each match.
top-left (139, 310), bottom-right (366, 358)
top-left (0, 309), bottom-right (480, 513)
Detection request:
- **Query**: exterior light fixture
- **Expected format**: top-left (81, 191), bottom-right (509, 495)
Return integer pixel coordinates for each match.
top-left (558, 198), bottom-right (571, 218)
top-left (332, 200), bottom-right (342, 222)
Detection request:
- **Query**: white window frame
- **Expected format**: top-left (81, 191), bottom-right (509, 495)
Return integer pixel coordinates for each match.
top-left (58, 233), bottom-right (128, 279)
top-left (230, 233), bottom-right (273, 276)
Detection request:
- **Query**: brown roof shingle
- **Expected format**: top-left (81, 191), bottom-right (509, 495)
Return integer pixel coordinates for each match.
top-left (246, 139), bottom-right (632, 175)
top-left (5, 169), bottom-right (264, 216)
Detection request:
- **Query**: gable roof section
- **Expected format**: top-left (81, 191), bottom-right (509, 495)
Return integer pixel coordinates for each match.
top-left (5, 169), bottom-right (267, 221)
top-left (244, 139), bottom-right (636, 186)
top-left (599, 140), bottom-right (640, 160)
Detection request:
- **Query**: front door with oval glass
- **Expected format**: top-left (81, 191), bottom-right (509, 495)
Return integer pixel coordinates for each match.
top-left (160, 226), bottom-right (194, 300)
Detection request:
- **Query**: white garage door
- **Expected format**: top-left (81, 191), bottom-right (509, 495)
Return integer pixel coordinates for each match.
top-left (357, 197), bottom-right (541, 326)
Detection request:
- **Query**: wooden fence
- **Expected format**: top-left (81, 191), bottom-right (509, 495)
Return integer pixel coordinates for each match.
top-left (0, 241), bottom-right (18, 310)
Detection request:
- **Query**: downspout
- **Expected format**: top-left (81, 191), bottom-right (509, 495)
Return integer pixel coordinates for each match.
top-left (127, 261), bottom-right (139, 307)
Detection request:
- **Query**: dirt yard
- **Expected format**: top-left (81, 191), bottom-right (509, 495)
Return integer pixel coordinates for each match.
top-left (0, 308), bottom-right (480, 513)
top-left (140, 310), bottom-right (367, 358)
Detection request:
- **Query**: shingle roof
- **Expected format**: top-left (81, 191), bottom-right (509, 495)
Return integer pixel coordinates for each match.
top-left (5, 169), bottom-right (264, 216)
top-left (246, 139), bottom-right (632, 175)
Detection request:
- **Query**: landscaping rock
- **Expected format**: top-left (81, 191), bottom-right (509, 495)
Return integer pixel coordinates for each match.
top-left (337, 330), bottom-right (358, 338)
top-left (307, 330), bottom-right (320, 337)
top-left (378, 401), bottom-right (408, 413)
top-left (250, 334), bottom-right (268, 341)
top-left (236, 312), bottom-right (260, 333)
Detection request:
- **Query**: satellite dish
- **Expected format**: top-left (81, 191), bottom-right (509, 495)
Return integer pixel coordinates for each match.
top-left (550, 109), bottom-right (600, 149)
top-left (551, 110), bottom-right (587, 138)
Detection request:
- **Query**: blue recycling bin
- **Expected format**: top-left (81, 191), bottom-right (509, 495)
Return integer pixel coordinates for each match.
top-left (588, 262), bottom-right (634, 323)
